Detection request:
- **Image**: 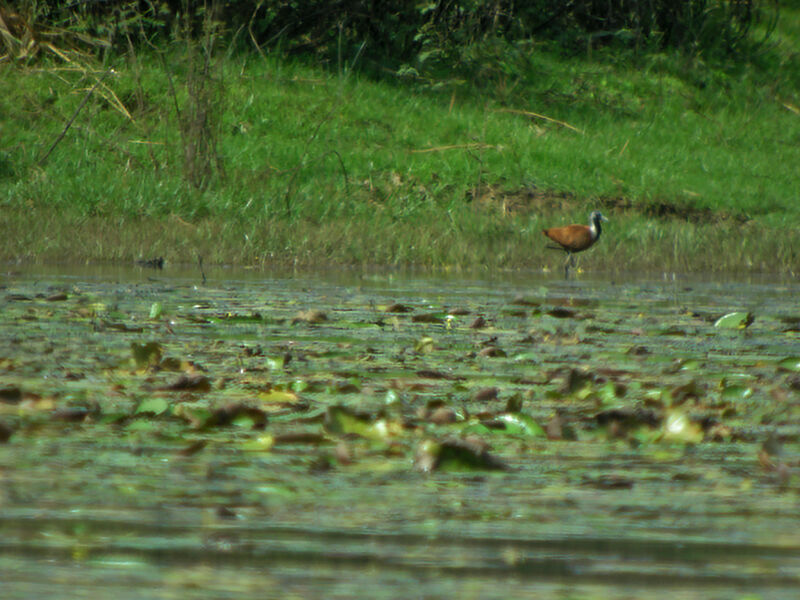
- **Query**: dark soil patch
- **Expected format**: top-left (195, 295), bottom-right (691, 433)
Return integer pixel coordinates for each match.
top-left (470, 183), bottom-right (749, 224)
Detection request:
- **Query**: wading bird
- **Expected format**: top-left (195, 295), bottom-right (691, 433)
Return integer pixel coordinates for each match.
top-left (543, 210), bottom-right (608, 278)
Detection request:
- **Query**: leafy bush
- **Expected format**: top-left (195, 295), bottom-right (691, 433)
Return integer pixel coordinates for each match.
top-left (3, 0), bottom-right (778, 66)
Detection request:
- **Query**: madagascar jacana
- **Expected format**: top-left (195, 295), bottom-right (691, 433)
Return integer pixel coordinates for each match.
top-left (543, 210), bottom-right (608, 278)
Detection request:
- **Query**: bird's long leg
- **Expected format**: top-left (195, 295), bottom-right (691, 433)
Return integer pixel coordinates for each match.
top-left (563, 252), bottom-right (572, 280)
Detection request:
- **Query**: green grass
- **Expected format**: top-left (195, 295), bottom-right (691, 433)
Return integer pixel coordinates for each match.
top-left (1, 9), bottom-right (800, 273)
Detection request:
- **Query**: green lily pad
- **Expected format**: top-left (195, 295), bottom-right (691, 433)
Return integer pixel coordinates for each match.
top-left (149, 302), bottom-right (163, 320)
top-left (714, 312), bottom-right (754, 329)
top-left (777, 356), bottom-right (800, 372)
top-left (414, 438), bottom-right (508, 472)
top-left (131, 341), bottom-right (163, 369)
top-left (496, 412), bottom-right (545, 438)
top-left (323, 405), bottom-right (401, 441)
top-left (135, 397), bottom-right (170, 416)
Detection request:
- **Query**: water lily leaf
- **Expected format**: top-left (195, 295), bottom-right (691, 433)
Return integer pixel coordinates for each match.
top-left (324, 405), bottom-right (400, 441)
top-left (242, 434), bottom-right (275, 452)
top-left (412, 313), bottom-right (444, 324)
top-left (477, 346), bottom-right (506, 358)
top-left (203, 403), bottom-right (268, 429)
top-left (149, 302), bottom-right (163, 320)
top-left (414, 437), bottom-right (508, 472)
top-left (0, 386), bottom-right (22, 404)
top-left (496, 413), bottom-right (545, 438)
top-left (385, 302), bottom-right (413, 313)
top-left (135, 397), bottom-right (170, 416)
top-left (720, 384), bottom-right (753, 401)
top-left (428, 406), bottom-right (457, 424)
top-left (131, 341), bottom-right (163, 369)
top-left (416, 369), bottom-right (451, 379)
top-left (329, 380), bottom-right (361, 394)
top-left (714, 312), bottom-right (754, 329)
top-left (472, 387), bottom-right (499, 402)
top-left (677, 359), bottom-right (701, 371)
top-left (546, 307), bottom-right (575, 319)
top-left (777, 357), bottom-right (800, 372)
top-left (173, 404), bottom-right (212, 428)
top-left (661, 326), bottom-right (688, 336)
top-left (415, 336), bottom-right (436, 353)
top-left (661, 411), bottom-right (703, 444)
top-left (292, 309), bottom-right (328, 324)
top-left (106, 321), bottom-right (144, 333)
top-left (264, 355), bottom-right (286, 370)
top-left (258, 388), bottom-right (300, 405)
top-left (469, 316), bottom-right (487, 329)
top-left (158, 374), bottom-right (212, 392)
top-left (291, 379), bottom-right (312, 393)
top-left (512, 351), bottom-right (540, 364)
top-left (460, 421), bottom-right (492, 436)
top-left (598, 381), bottom-right (620, 405)
top-left (210, 312), bottom-right (264, 323)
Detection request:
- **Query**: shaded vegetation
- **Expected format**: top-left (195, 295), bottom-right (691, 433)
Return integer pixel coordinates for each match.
top-left (4, 1), bottom-right (779, 64)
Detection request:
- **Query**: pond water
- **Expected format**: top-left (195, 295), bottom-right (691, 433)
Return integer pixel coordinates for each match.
top-left (0, 266), bottom-right (798, 599)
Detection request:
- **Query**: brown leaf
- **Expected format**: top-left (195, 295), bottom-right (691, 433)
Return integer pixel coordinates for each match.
top-left (546, 307), bottom-right (575, 319)
top-left (415, 436), bottom-right (509, 472)
top-left (292, 309), bottom-right (328, 324)
top-left (51, 406), bottom-right (96, 422)
top-left (546, 413), bottom-right (563, 440)
top-left (469, 316), bottom-right (487, 329)
top-left (429, 406), bottom-right (457, 425)
top-left (0, 386), bottom-right (22, 404)
top-left (472, 387), bottom-right (499, 402)
top-left (511, 296), bottom-right (540, 307)
top-left (0, 421), bottom-right (14, 443)
top-left (416, 369), bottom-right (451, 380)
top-left (177, 440), bottom-right (208, 456)
top-left (334, 441), bottom-right (353, 464)
top-left (205, 403), bottom-right (268, 429)
top-left (385, 302), bottom-right (413, 313)
top-left (412, 313), bottom-right (443, 324)
top-left (581, 474), bottom-right (634, 489)
top-left (477, 346), bottom-right (506, 358)
top-left (561, 368), bottom-right (594, 394)
top-left (627, 345), bottom-right (650, 356)
top-left (160, 374), bottom-right (212, 392)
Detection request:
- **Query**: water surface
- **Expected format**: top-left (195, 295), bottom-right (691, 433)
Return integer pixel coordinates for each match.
top-left (1, 266), bottom-right (798, 599)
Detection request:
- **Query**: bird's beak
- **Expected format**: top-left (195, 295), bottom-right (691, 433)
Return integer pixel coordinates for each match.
top-left (601, 215), bottom-right (609, 222)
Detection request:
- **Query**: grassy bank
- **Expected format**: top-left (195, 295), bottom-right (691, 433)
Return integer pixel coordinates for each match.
top-left (1, 8), bottom-right (799, 274)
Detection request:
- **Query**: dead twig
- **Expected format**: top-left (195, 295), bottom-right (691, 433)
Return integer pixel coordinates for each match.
top-left (411, 143), bottom-right (502, 153)
top-left (495, 108), bottom-right (584, 134)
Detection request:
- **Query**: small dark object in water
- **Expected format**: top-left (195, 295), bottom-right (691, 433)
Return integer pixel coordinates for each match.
top-left (0, 420), bottom-right (14, 443)
top-left (136, 257), bottom-right (165, 269)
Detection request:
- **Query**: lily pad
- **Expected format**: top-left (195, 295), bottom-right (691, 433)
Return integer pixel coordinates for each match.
top-left (135, 397), bottom-right (170, 416)
top-left (414, 437), bottom-right (508, 472)
top-left (496, 412), bottom-right (545, 438)
top-left (714, 312), bottom-right (754, 329)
